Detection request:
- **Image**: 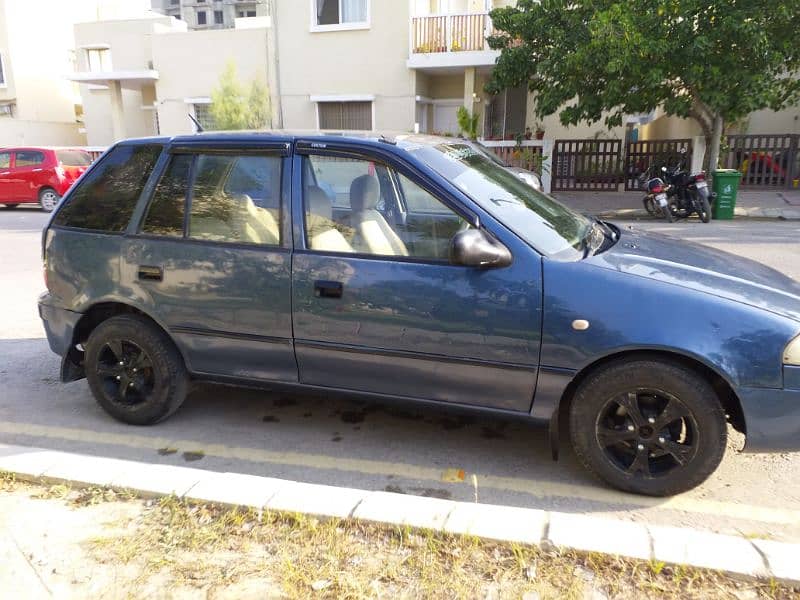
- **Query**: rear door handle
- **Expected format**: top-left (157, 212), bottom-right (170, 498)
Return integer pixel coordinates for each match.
top-left (314, 280), bottom-right (343, 299)
top-left (137, 265), bottom-right (163, 282)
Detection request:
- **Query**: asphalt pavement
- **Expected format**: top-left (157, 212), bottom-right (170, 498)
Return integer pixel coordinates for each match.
top-left (2, 206), bottom-right (800, 541)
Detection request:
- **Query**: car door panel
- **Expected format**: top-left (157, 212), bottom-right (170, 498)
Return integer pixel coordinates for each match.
top-left (291, 148), bottom-right (542, 412)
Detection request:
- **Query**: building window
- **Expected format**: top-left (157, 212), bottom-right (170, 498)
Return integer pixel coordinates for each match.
top-left (197, 11), bottom-right (207, 25)
top-left (313, 0), bottom-right (369, 28)
top-left (170, 0), bottom-right (179, 5)
top-left (247, 10), bottom-right (256, 17)
top-left (193, 104), bottom-right (217, 131)
top-left (0, 53), bottom-right (5, 87)
top-left (0, 102), bottom-right (15, 118)
top-left (238, 11), bottom-right (244, 17)
top-left (318, 101), bottom-right (372, 131)
top-left (214, 10), bottom-right (224, 24)
top-left (85, 48), bottom-right (112, 73)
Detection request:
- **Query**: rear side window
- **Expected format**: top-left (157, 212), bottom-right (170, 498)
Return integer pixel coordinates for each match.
top-left (141, 154), bottom-right (192, 237)
top-left (0, 152), bottom-right (9, 168)
top-left (15, 151), bottom-right (45, 167)
top-left (53, 144), bottom-right (163, 232)
top-left (56, 150), bottom-right (92, 167)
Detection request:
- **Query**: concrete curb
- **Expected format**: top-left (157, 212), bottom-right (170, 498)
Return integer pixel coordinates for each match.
top-left (1, 443), bottom-right (798, 585)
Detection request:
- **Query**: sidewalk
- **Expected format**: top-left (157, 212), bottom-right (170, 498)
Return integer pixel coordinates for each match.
top-left (553, 188), bottom-right (800, 220)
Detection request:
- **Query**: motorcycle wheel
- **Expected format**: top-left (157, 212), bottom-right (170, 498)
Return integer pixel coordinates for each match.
top-left (699, 196), bottom-right (711, 223)
top-left (663, 202), bottom-right (675, 223)
top-left (643, 196), bottom-right (658, 216)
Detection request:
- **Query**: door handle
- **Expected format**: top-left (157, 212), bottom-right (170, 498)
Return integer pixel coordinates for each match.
top-left (137, 265), bottom-right (163, 282)
top-left (314, 280), bottom-right (343, 299)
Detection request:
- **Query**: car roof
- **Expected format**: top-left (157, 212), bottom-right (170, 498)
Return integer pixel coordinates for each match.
top-left (119, 130), bottom-right (462, 149)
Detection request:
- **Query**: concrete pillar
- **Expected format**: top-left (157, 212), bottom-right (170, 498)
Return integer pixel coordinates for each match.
top-left (463, 67), bottom-right (476, 111)
top-left (691, 135), bottom-right (707, 173)
top-left (108, 80), bottom-right (126, 142)
top-left (541, 138), bottom-right (554, 194)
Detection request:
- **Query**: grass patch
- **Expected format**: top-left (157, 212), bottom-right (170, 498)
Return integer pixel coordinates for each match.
top-left (80, 495), bottom-right (800, 600)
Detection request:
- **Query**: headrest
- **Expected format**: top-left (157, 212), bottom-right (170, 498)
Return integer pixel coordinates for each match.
top-left (306, 186), bottom-right (333, 221)
top-left (350, 175), bottom-right (380, 212)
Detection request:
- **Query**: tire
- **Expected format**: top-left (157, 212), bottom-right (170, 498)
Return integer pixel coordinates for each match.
top-left (38, 188), bottom-right (60, 212)
top-left (85, 314), bottom-right (188, 425)
top-left (642, 196), bottom-right (657, 216)
top-left (569, 358), bottom-right (727, 496)
top-left (699, 195), bottom-right (711, 223)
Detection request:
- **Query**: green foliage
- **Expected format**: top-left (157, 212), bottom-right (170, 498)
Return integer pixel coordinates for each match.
top-left (210, 62), bottom-right (271, 131)
top-left (456, 106), bottom-right (480, 140)
top-left (487, 0), bottom-right (800, 166)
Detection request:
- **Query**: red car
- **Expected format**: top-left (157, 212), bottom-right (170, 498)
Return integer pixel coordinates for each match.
top-left (0, 147), bottom-right (93, 212)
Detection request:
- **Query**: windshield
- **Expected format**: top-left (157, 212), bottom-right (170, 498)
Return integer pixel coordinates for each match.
top-left (405, 141), bottom-right (593, 259)
top-left (57, 150), bottom-right (92, 166)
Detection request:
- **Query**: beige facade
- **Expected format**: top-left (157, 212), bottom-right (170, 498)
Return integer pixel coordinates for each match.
top-left (71, 13), bottom-right (274, 146)
top-left (0, 0), bottom-right (151, 146)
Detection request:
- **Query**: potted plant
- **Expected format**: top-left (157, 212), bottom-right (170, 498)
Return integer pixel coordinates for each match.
top-left (534, 122), bottom-right (545, 140)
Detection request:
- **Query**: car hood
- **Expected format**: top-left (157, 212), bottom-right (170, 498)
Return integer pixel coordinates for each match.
top-left (587, 226), bottom-right (800, 323)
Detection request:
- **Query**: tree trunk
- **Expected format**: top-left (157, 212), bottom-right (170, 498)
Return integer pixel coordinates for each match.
top-left (707, 114), bottom-right (724, 173)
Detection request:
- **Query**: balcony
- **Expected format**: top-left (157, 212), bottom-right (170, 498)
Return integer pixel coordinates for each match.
top-left (407, 13), bottom-right (499, 70)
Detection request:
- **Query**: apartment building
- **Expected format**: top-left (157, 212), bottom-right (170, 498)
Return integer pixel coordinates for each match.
top-left (151, 0), bottom-right (268, 30)
top-left (0, 0), bottom-right (151, 146)
top-left (70, 13), bottom-right (275, 146)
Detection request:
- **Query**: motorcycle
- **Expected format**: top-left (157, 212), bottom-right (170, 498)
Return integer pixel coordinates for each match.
top-left (640, 152), bottom-right (714, 223)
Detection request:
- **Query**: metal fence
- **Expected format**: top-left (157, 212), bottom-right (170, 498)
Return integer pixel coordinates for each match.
top-left (624, 139), bottom-right (693, 191)
top-left (723, 134), bottom-right (799, 188)
top-left (551, 139), bottom-right (623, 191)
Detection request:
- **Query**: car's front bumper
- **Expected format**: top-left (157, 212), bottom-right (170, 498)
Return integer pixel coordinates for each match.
top-left (739, 373), bottom-right (800, 452)
top-left (38, 293), bottom-right (81, 357)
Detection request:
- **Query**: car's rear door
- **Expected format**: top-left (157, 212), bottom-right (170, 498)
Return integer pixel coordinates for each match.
top-left (122, 139), bottom-right (297, 382)
top-left (12, 149), bottom-right (47, 200)
top-left (290, 142), bottom-right (542, 412)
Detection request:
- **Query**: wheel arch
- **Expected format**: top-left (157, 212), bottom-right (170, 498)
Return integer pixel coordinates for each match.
top-left (69, 301), bottom-right (190, 374)
top-left (553, 349), bottom-right (746, 456)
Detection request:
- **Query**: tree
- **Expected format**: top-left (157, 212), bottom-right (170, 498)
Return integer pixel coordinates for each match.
top-left (210, 62), bottom-right (271, 131)
top-left (457, 106), bottom-right (480, 139)
top-left (487, 0), bottom-right (800, 170)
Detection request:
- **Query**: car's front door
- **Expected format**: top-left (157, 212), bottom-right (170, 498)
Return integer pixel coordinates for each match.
top-left (291, 145), bottom-right (542, 412)
top-left (122, 142), bottom-right (297, 382)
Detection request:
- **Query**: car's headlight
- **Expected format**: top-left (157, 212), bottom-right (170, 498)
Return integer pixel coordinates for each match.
top-left (784, 334), bottom-right (800, 365)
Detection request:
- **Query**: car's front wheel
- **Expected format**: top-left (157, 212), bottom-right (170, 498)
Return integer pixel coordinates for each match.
top-left (569, 358), bottom-right (727, 496)
top-left (85, 314), bottom-right (188, 425)
top-left (39, 187), bottom-right (60, 212)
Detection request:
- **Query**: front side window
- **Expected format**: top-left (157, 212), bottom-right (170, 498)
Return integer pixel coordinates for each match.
top-left (0, 152), bottom-right (10, 168)
top-left (188, 154), bottom-right (282, 245)
top-left (314, 0), bottom-right (368, 27)
top-left (53, 144), bottom-right (163, 232)
top-left (318, 101), bottom-right (372, 131)
top-left (302, 154), bottom-right (467, 259)
top-left (15, 151), bottom-right (45, 167)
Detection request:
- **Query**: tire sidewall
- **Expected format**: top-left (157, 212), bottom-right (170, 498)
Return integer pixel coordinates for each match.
top-left (85, 315), bottom-right (187, 425)
top-left (570, 359), bottom-right (727, 496)
top-left (39, 188), bottom-right (59, 212)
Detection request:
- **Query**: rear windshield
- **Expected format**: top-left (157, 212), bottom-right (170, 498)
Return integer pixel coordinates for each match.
top-left (56, 150), bottom-right (92, 166)
top-left (53, 144), bottom-right (163, 232)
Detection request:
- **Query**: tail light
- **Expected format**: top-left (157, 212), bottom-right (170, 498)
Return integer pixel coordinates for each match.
top-left (651, 185), bottom-right (665, 193)
top-left (694, 172), bottom-right (706, 181)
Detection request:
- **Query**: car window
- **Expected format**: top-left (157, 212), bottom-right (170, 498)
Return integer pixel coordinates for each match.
top-left (141, 154), bottom-right (192, 237)
top-left (188, 154), bottom-right (282, 246)
top-left (0, 152), bottom-right (9, 169)
top-left (15, 151), bottom-right (45, 167)
top-left (302, 154), bottom-right (467, 260)
top-left (53, 144), bottom-right (163, 232)
top-left (56, 150), bottom-right (92, 167)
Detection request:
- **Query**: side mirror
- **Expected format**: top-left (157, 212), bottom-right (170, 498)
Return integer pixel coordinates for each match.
top-left (449, 228), bottom-right (512, 269)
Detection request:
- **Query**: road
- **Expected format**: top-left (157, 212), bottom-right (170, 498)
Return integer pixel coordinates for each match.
top-left (2, 206), bottom-right (800, 541)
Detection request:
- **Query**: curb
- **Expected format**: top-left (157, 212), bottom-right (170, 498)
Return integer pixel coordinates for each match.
top-left (590, 208), bottom-right (800, 221)
top-left (1, 443), bottom-right (798, 585)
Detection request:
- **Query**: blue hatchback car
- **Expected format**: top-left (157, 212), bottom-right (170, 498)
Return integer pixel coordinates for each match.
top-left (38, 133), bottom-right (800, 496)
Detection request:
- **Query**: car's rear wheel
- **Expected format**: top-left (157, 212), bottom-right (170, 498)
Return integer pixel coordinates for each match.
top-left (39, 188), bottom-right (60, 212)
top-left (569, 359), bottom-right (727, 496)
top-left (85, 314), bottom-right (188, 425)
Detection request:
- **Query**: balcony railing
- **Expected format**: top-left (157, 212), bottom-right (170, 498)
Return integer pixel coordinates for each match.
top-left (411, 13), bottom-right (492, 54)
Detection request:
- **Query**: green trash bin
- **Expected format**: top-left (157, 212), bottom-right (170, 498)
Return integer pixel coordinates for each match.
top-left (711, 169), bottom-right (742, 220)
